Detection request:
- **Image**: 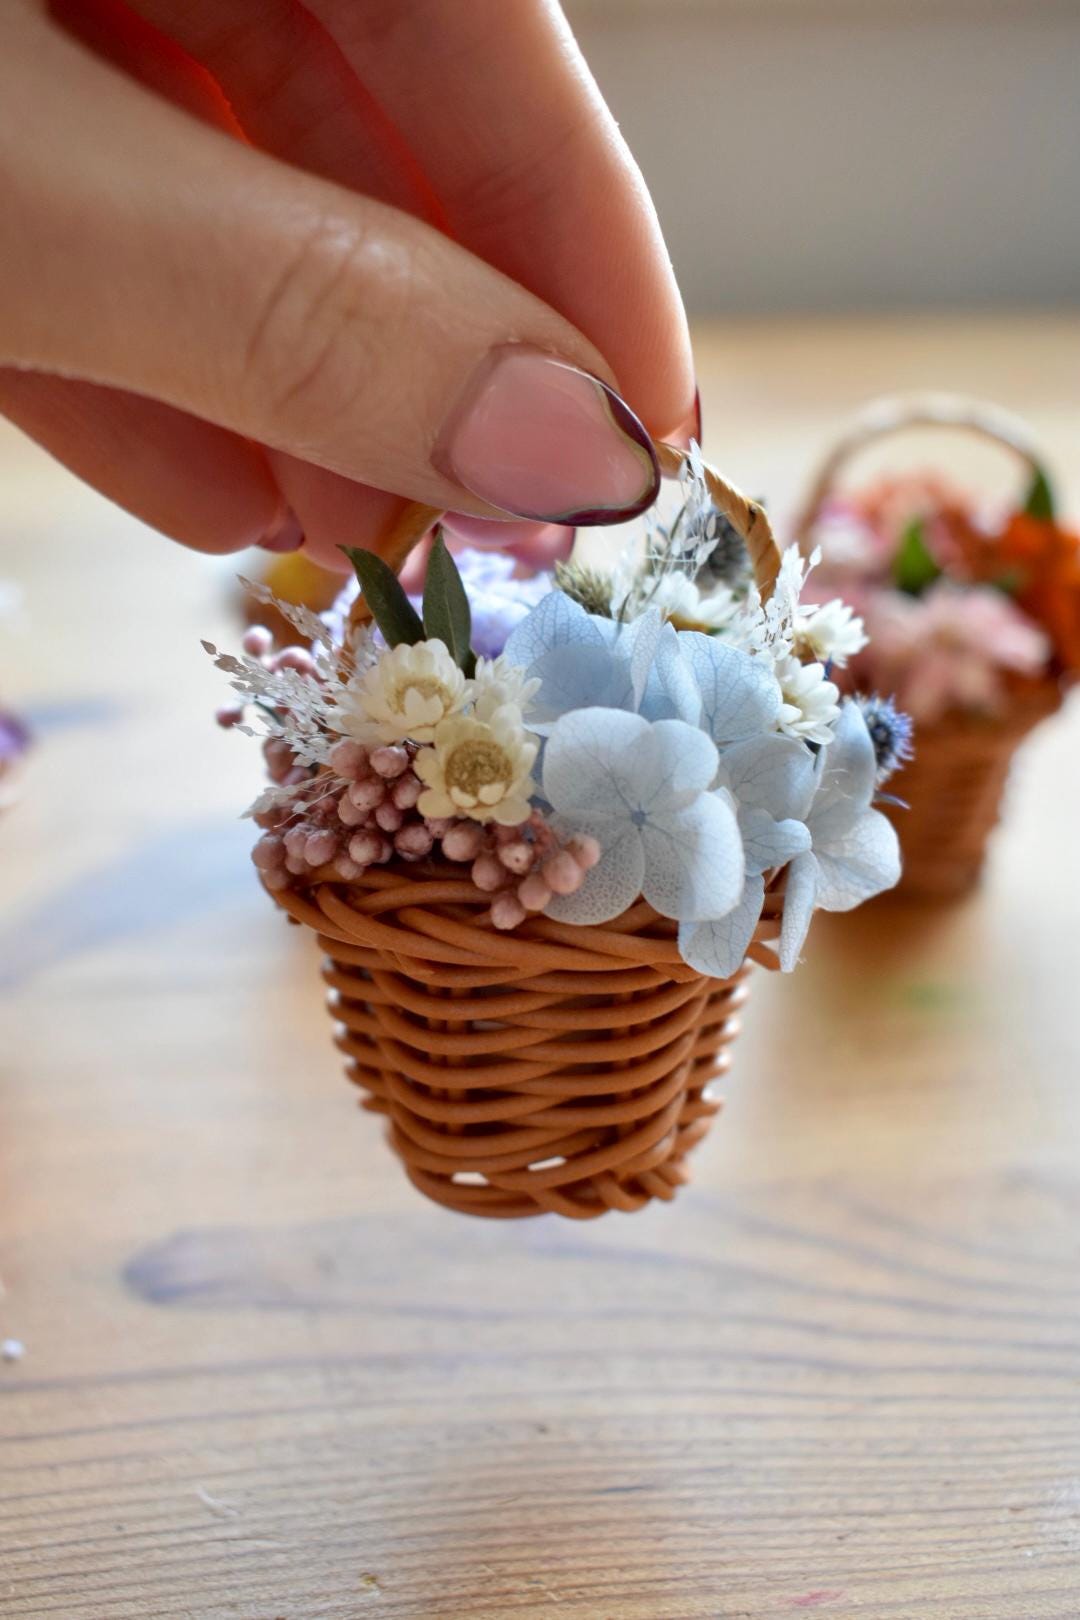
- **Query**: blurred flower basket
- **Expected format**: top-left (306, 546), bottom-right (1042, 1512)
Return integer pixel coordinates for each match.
top-left (211, 443), bottom-right (902, 1219)
top-left (797, 395), bottom-right (1079, 898)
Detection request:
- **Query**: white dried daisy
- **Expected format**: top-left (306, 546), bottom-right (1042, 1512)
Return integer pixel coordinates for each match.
top-left (792, 599), bottom-right (868, 668)
top-left (774, 654), bottom-right (841, 745)
top-left (415, 708), bottom-right (538, 825)
top-left (332, 639), bottom-right (470, 744)
top-left (645, 572), bottom-right (740, 633)
top-left (471, 655), bottom-right (541, 723)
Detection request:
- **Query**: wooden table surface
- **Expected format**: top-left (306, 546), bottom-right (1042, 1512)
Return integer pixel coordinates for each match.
top-left (2, 315), bottom-right (1080, 1620)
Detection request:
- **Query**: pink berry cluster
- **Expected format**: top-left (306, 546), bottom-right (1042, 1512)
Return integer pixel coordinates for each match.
top-left (226, 625), bottom-right (601, 930)
top-left (440, 811), bottom-right (600, 930)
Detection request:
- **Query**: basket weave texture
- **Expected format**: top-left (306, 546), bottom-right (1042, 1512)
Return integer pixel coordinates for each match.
top-left (265, 442), bottom-right (786, 1218)
top-left (272, 868), bottom-right (782, 1218)
top-left (883, 684), bottom-right (1060, 898)
top-left (799, 394), bottom-right (1065, 900)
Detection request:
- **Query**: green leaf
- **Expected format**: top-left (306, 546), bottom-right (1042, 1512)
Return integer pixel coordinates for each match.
top-left (422, 528), bottom-right (475, 676)
top-left (892, 518), bottom-right (941, 596)
top-left (1022, 466), bottom-right (1055, 522)
top-left (341, 546), bottom-right (424, 648)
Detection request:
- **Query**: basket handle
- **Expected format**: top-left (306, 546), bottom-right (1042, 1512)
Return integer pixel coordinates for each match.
top-left (794, 392), bottom-right (1048, 542)
top-left (347, 440), bottom-right (784, 633)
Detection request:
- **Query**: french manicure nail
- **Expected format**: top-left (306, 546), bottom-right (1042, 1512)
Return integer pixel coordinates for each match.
top-left (436, 346), bottom-right (659, 525)
top-left (258, 508), bottom-right (304, 553)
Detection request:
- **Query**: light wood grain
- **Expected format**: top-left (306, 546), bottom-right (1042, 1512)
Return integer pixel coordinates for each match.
top-left (2, 315), bottom-right (1079, 1620)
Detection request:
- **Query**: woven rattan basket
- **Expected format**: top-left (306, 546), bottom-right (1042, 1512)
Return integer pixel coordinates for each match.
top-left (798, 395), bottom-right (1064, 899)
top-left (264, 445), bottom-right (790, 1219)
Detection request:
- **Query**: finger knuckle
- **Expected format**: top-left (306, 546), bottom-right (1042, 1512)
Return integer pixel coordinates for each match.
top-left (239, 218), bottom-right (377, 440)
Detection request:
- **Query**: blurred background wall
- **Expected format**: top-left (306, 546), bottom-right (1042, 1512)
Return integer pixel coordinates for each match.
top-left (565, 0), bottom-right (1080, 315)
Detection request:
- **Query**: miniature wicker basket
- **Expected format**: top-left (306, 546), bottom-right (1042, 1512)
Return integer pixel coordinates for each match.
top-left (266, 445), bottom-right (789, 1219)
top-left (798, 394), bottom-right (1064, 898)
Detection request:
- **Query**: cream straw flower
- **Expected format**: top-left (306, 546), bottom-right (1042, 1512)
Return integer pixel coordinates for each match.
top-left (774, 654), bottom-right (841, 745)
top-left (333, 639), bottom-right (470, 744)
top-left (792, 599), bottom-right (868, 668)
top-left (471, 654), bottom-right (541, 723)
top-left (415, 708), bottom-right (538, 825)
top-left (641, 572), bottom-right (739, 633)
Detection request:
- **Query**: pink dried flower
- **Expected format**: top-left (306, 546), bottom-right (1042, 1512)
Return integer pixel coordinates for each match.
top-left (251, 833), bottom-right (286, 871)
top-left (518, 872), bottom-right (552, 912)
top-left (867, 582), bottom-right (1049, 722)
top-left (241, 625), bottom-right (274, 658)
top-left (491, 893), bottom-right (528, 931)
top-left (565, 834), bottom-right (601, 870)
top-left (328, 738), bottom-right (368, 779)
top-left (395, 823), bottom-right (434, 860)
top-left (543, 850), bottom-right (585, 896)
top-left (348, 830), bottom-right (385, 866)
top-left (391, 772), bottom-right (422, 810)
top-left (471, 852), bottom-right (507, 892)
top-left (348, 778), bottom-right (384, 812)
top-left (374, 799), bottom-right (404, 833)
top-left (272, 646), bottom-right (318, 676)
top-left (442, 822), bottom-right (485, 862)
top-left (337, 796), bottom-right (368, 827)
top-left (497, 840), bottom-right (534, 875)
top-left (370, 745), bottom-right (410, 779)
top-left (304, 829), bottom-right (338, 867)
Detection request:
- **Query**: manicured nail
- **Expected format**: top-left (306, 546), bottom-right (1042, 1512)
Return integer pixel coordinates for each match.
top-left (258, 508), bottom-right (304, 552)
top-left (436, 346), bottom-right (659, 525)
top-left (668, 386), bottom-right (703, 452)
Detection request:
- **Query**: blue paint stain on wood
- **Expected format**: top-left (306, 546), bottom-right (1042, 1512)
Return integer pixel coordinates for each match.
top-left (0, 819), bottom-right (254, 992)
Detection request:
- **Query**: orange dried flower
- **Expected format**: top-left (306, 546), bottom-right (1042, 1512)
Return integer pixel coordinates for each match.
top-left (964, 512), bottom-right (1080, 673)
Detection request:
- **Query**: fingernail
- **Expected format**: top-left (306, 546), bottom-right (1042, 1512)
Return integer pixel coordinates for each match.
top-left (436, 346), bottom-right (659, 525)
top-left (258, 509), bottom-right (304, 552)
top-left (669, 386), bottom-right (703, 452)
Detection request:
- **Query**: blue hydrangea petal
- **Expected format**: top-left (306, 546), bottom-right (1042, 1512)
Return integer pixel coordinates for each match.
top-left (640, 624), bottom-right (702, 725)
top-left (624, 608), bottom-right (664, 709)
top-left (544, 817), bottom-right (645, 925)
top-left (679, 874), bottom-right (765, 979)
top-left (527, 643), bottom-right (635, 730)
top-left (542, 707), bottom-right (651, 816)
top-left (635, 719), bottom-right (720, 809)
top-left (741, 808), bottom-right (812, 876)
top-left (813, 809), bottom-right (901, 912)
top-left (808, 701), bottom-right (877, 838)
top-left (717, 734), bottom-right (817, 821)
top-left (502, 589), bottom-right (603, 672)
top-left (779, 850), bottom-right (820, 971)
top-left (679, 632), bottom-right (783, 746)
top-left (639, 791), bottom-right (743, 922)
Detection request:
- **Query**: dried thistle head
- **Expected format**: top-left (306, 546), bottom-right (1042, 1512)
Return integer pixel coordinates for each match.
top-left (695, 510), bottom-right (753, 593)
top-left (554, 559), bottom-right (615, 618)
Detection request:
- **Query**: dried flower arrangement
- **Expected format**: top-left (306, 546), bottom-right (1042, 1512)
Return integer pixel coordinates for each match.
top-left (211, 443), bottom-right (904, 1217)
top-left (798, 395), bottom-right (1078, 896)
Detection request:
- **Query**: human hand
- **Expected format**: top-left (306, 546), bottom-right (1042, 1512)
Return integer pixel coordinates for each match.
top-left (0, 0), bottom-right (695, 569)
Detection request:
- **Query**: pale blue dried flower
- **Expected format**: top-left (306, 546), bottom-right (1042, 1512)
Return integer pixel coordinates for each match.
top-left (541, 708), bottom-right (744, 927)
top-left (677, 630), bottom-right (784, 747)
top-left (679, 733), bottom-right (815, 978)
top-left (503, 591), bottom-right (699, 731)
top-left (778, 700), bottom-right (901, 970)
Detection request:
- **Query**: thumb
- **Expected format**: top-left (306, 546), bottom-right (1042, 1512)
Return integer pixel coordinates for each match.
top-left (1, 12), bottom-right (660, 530)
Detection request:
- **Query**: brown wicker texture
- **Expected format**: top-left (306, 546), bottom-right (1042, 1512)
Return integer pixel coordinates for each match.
top-left (272, 867), bottom-right (784, 1218)
top-left (267, 442), bottom-right (790, 1218)
top-left (880, 685), bottom-right (1060, 898)
top-left (798, 393), bottom-right (1062, 899)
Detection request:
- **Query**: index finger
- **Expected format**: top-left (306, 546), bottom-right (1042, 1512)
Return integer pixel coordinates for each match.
top-left (302, 0), bottom-right (695, 440)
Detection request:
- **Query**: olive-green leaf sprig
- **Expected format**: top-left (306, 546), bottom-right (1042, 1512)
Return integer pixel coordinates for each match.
top-left (422, 528), bottom-right (476, 676)
top-left (341, 546), bottom-right (424, 648)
